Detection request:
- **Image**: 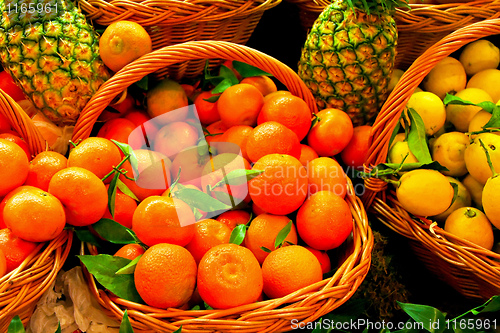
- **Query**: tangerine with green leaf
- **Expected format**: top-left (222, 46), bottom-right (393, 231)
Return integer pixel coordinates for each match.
top-left (114, 244), bottom-right (145, 260)
top-left (103, 184), bottom-right (138, 229)
top-left (194, 91), bottom-right (221, 126)
top-left (216, 210), bottom-right (251, 230)
top-left (185, 219), bottom-right (232, 264)
top-left (464, 133), bottom-right (500, 185)
top-left (307, 108), bottom-right (353, 157)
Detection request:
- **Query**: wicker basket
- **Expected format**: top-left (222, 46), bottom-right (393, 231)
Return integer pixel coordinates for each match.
top-left (72, 40), bottom-right (373, 332)
top-left (80, 0), bottom-right (281, 80)
top-left (362, 19), bottom-right (500, 301)
top-left (0, 90), bottom-right (74, 330)
top-left (286, 0), bottom-right (500, 69)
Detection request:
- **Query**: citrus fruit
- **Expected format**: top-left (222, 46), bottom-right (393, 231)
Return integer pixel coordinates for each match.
top-left (246, 121), bottom-right (301, 163)
top-left (154, 121), bottom-right (199, 160)
top-left (459, 40), bottom-right (500, 76)
top-left (304, 246), bottom-right (331, 275)
top-left (217, 83), bottom-right (264, 127)
top-left (446, 88), bottom-right (493, 132)
top-left (431, 132), bottom-right (469, 177)
top-left (3, 186), bottom-right (65, 242)
top-left (340, 125), bottom-right (372, 171)
top-left (215, 125), bottom-right (253, 161)
top-left (388, 69), bottom-right (404, 92)
top-left (307, 108), bottom-right (353, 157)
top-left (299, 144), bottom-right (319, 167)
top-left (103, 185), bottom-right (137, 229)
top-left (0, 71), bottom-right (25, 101)
top-left (422, 57), bottom-right (467, 100)
top-left (482, 174), bottom-right (500, 230)
top-left (170, 146), bottom-right (210, 189)
top-left (205, 120), bottom-right (228, 144)
top-left (97, 117), bottom-right (136, 145)
top-left (432, 177), bottom-right (471, 223)
top-left (0, 228), bottom-right (38, 273)
top-left (249, 154), bottom-right (308, 215)
top-left (134, 243), bottom-right (197, 308)
top-left (114, 244), bottom-right (145, 260)
top-left (48, 167), bottom-right (108, 226)
top-left (0, 248), bottom-right (6, 278)
top-left (444, 207), bottom-right (494, 250)
top-left (68, 137), bottom-right (122, 181)
top-left (185, 219), bottom-right (232, 264)
top-left (216, 210), bottom-right (251, 230)
top-left (462, 174), bottom-right (484, 209)
top-left (263, 90), bottom-right (292, 103)
top-left (0, 132), bottom-right (31, 160)
top-left (147, 78), bottom-right (189, 124)
top-left (257, 95), bottom-right (312, 141)
top-left (197, 243), bottom-right (263, 309)
top-left (468, 110), bottom-right (498, 137)
top-left (396, 169), bottom-right (454, 217)
top-left (467, 69), bottom-right (500, 103)
top-left (0, 139), bottom-right (29, 197)
top-left (464, 133), bottom-right (500, 185)
top-left (119, 149), bottom-right (171, 201)
top-left (245, 213), bottom-right (298, 264)
top-left (262, 245), bottom-right (322, 299)
top-left (240, 75), bottom-right (277, 96)
top-left (307, 157), bottom-right (347, 197)
top-left (296, 190), bottom-right (352, 250)
top-left (132, 196), bottom-right (195, 247)
top-left (406, 91), bottom-right (446, 135)
top-left (99, 21), bottom-right (152, 72)
top-left (194, 91), bottom-right (220, 126)
top-left (0, 110), bottom-right (11, 133)
top-left (24, 151), bottom-right (67, 191)
top-left (387, 141), bottom-right (418, 165)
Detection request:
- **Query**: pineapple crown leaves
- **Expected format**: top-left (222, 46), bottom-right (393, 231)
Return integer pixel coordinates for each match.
top-left (342, 0), bottom-right (409, 16)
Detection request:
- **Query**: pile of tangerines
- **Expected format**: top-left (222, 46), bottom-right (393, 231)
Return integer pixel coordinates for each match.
top-left (0, 60), bottom-right (372, 311)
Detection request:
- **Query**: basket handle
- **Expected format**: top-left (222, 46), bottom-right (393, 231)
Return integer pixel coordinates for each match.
top-left (362, 18), bottom-right (500, 207)
top-left (72, 40), bottom-right (318, 142)
top-left (0, 89), bottom-right (46, 156)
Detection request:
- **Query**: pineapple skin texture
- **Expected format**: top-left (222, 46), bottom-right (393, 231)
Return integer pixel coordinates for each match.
top-left (298, 2), bottom-right (397, 125)
top-left (0, 0), bottom-right (110, 126)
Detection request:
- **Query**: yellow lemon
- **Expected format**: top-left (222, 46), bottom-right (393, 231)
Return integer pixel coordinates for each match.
top-left (389, 133), bottom-right (406, 150)
top-left (464, 132), bottom-right (500, 185)
top-left (462, 174), bottom-right (484, 209)
top-left (396, 169), bottom-right (454, 217)
top-left (431, 132), bottom-right (469, 177)
top-left (444, 207), bottom-right (494, 250)
top-left (482, 175), bottom-right (500, 229)
top-left (406, 91), bottom-right (446, 136)
top-left (432, 177), bottom-right (471, 223)
top-left (422, 57), bottom-right (467, 100)
top-left (446, 88), bottom-right (493, 132)
top-left (388, 69), bottom-right (405, 92)
top-left (459, 40), bottom-right (500, 76)
top-left (467, 69), bottom-right (500, 104)
top-left (388, 141), bottom-right (418, 165)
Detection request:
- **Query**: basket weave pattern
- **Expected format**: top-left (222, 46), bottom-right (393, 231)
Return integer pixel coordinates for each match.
top-left (80, 0), bottom-right (281, 79)
top-left (73, 40), bottom-right (374, 332)
top-left (286, 0), bottom-right (500, 69)
top-left (362, 19), bottom-right (500, 300)
top-left (0, 91), bottom-right (74, 329)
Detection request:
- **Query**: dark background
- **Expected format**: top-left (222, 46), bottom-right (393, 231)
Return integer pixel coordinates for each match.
top-left (245, 0), bottom-right (486, 325)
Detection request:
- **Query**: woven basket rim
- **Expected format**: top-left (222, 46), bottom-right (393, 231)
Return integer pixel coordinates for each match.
top-left (72, 40), bottom-right (373, 332)
top-left (362, 18), bottom-right (500, 299)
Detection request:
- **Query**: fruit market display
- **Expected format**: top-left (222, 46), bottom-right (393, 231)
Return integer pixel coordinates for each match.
top-left (0, 6), bottom-right (372, 326)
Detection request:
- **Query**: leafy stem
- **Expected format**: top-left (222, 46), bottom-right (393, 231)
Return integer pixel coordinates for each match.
top-left (101, 154), bottom-right (131, 182)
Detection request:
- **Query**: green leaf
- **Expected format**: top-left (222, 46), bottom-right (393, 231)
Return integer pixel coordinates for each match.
top-left (173, 188), bottom-right (231, 212)
top-left (452, 295), bottom-right (500, 321)
top-left (388, 120), bottom-right (402, 150)
top-left (78, 254), bottom-right (143, 304)
top-left (260, 246), bottom-right (272, 253)
top-left (119, 310), bottom-right (134, 333)
top-left (449, 182), bottom-right (459, 208)
top-left (173, 326), bottom-right (183, 333)
top-left (274, 221), bottom-right (292, 249)
top-left (7, 316), bottom-right (24, 333)
top-left (203, 95), bottom-right (220, 103)
top-left (398, 302), bottom-right (447, 333)
top-left (111, 140), bottom-right (139, 176)
top-left (74, 229), bottom-right (100, 247)
top-left (213, 169), bottom-right (264, 188)
top-left (407, 108), bottom-right (433, 163)
top-left (108, 173), bottom-right (119, 218)
top-left (92, 218), bottom-right (138, 244)
top-left (232, 61), bottom-right (272, 78)
top-left (482, 105), bottom-right (500, 129)
top-left (360, 161), bottom-right (448, 179)
top-left (203, 302), bottom-right (213, 310)
top-left (193, 208), bottom-right (204, 220)
top-left (135, 76), bottom-right (148, 91)
top-left (219, 65), bottom-right (239, 85)
top-left (116, 179), bottom-right (139, 201)
top-left (54, 323), bottom-right (61, 333)
top-left (211, 78), bottom-right (235, 95)
top-left (443, 93), bottom-right (496, 113)
top-left (229, 224), bottom-right (246, 245)
top-left (116, 255), bottom-right (142, 275)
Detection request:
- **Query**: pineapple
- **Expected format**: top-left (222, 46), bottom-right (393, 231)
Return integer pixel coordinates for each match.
top-left (0, 0), bottom-right (110, 126)
top-left (298, 0), bottom-right (407, 125)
